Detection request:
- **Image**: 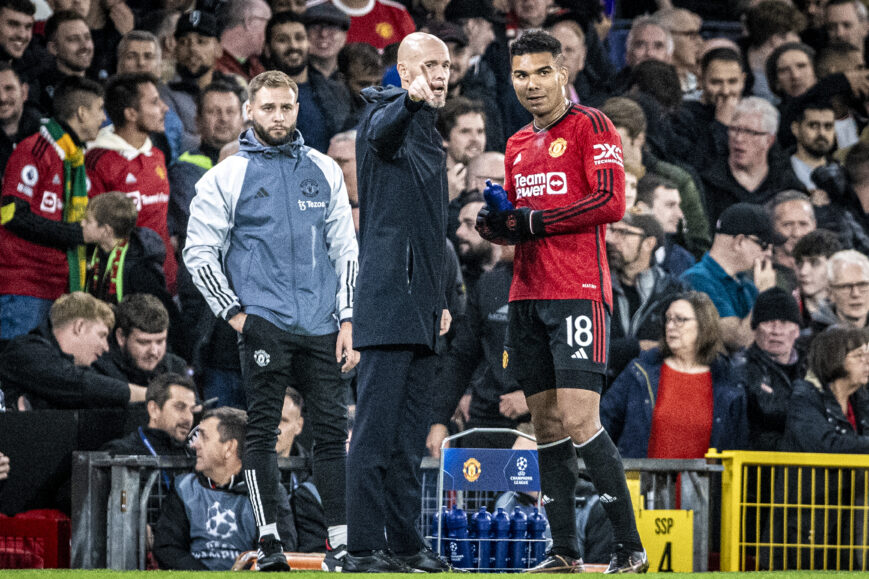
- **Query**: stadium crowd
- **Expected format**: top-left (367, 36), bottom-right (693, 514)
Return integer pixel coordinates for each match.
top-left (1, 0), bottom-right (869, 571)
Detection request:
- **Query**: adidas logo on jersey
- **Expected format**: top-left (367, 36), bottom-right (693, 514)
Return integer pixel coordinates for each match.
top-left (513, 153), bottom-right (522, 165)
top-left (599, 493), bottom-right (617, 504)
top-left (571, 348), bottom-right (588, 360)
top-left (255, 187), bottom-right (270, 198)
top-left (125, 173), bottom-right (137, 184)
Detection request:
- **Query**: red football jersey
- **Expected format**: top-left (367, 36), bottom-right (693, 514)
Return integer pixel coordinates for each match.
top-left (0, 132), bottom-right (73, 299)
top-left (312, 0), bottom-right (415, 50)
top-left (86, 147), bottom-right (178, 293)
top-left (505, 104), bottom-right (626, 306)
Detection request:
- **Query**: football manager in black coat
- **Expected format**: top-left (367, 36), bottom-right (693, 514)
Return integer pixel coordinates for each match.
top-left (344, 32), bottom-right (453, 573)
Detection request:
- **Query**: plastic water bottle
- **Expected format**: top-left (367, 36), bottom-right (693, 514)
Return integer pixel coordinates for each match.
top-left (472, 506), bottom-right (493, 572)
top-left (510, 507), bottom-right (529, 570)
top-left (431, 506), bottom-right (448, 556)
top-left (527, 508), bottom-right (547, 565)
top-left (493, 507), bottom-right (511, 571)
top-left (446, 505), bottom-right (473, 568)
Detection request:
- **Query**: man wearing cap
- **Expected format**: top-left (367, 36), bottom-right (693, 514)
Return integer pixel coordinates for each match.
top-left (736, 287), bottom-right (807, 451)
top-left (305, 2), bottom-right (350, 80)
top-left (263, 10), bottom-right (352, 153)
top-left (164, 10), bottom-right (242, 150)
top-left (306, 0), bottom-right (415, 51)
top-left (681, 203), bottom-right (778, 351)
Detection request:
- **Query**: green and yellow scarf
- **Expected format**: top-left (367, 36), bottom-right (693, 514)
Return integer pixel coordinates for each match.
top-left (41, 118), bottom-right (88, 292)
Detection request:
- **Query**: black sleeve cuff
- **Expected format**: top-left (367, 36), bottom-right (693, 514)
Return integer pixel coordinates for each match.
top-left (404, 93), bottom-right (425, 112)
top-left (224, 305), bottom-right (241, 321)
top-left (530, 210), bottom-right (546, 237)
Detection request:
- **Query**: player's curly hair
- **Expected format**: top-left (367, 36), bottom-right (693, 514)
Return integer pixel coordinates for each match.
top-left (510, 30), bottom-right (562, 59)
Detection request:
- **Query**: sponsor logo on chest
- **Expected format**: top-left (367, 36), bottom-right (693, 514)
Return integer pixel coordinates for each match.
top-left (513, 172), bottom-right (567, 198)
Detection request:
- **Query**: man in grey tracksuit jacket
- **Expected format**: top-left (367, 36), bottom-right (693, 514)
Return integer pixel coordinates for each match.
top-left (184, 112), bottom-right (358, 566)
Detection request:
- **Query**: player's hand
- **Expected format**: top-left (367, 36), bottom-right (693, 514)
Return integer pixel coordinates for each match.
top-left (754, 256), bottom-right (776, 292)
top-left (475, 206), bottom-right (538, 245)
top-left (0, 452), bottom-right (10, 481)
top-left (426, 424), bottom-right (449, 459)
top-left (499, 390), bottom-right (529, 419)
top-left (228, 312), bottom-right (247, 334)
top-left (440, 309), bottom-right (452, 336)
top-left (336, 321), bottom-right (360, 372)
top-left (483, 179), bottom-right (514, 212)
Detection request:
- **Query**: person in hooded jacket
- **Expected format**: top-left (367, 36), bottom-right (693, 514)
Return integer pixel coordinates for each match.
top-left (184, 70), bottom-right (357, 571)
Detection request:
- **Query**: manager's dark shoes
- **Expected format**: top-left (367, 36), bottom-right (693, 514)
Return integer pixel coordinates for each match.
top-left (604, 546), bottom-right (649, 574)
top-left (342, 549), bottom-right (422, 573)
top-left (524, 552), bottom-right (583, 573)
top-left (256, 536), bottom-right (290, 572)
top-left (394, 547), bottom-right (455, 572)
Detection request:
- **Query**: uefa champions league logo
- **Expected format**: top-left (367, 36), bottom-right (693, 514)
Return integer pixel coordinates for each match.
top-left (205, 501), bottom-right (238, 539)
top-left (516, 457), bottom-right (527, 476)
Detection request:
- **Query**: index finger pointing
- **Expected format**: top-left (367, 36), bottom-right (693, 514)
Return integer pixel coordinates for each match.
top-left (419, 62), bottom-right (432, 83)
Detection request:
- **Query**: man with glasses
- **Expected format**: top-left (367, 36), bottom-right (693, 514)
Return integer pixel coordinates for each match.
top-left (606, 210), bottom-right (685, 382)
top-left (653, 8), bottom-right (704, 96)
top-left (682, 203), bottom-right (778, 351)
top-left (216, 0), bottom-right (272, 81)
top-left (807, 250), bottom-right (869, 337)
top-left (700, 97), bottom-right (804, 227)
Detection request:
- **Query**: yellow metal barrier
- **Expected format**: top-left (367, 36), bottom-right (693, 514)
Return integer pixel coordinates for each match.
top-left (707, 450), bottom-right (869, 571)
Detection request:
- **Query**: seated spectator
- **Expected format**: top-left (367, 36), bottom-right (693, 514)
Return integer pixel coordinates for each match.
top-left (768, 190), bottom-right (816, 289)
top-left (305, 2), bottom-right (350, 80)
top-left (793, 229), bottom-right (842, 326)
top-left (276, 387), bottom-right (328, 554)
top-left (86, 72), bottom-right (177, 294)
top-left (82, 192), bottom-right (173, 310)
top-left (0, 76), bottom-right (105, 339)
top-left (102, 372), bottom-right (198, 456)
top-left (436, 97), bottom-right (486, 204)
top-left (653, 8), bottom-right (703, 97)
top-left (336, 42), bottom-right (382, 127)
top-left (601, 291), bottom-right (747, 459)
top-left (634, 175), bottom-right (695, 277)
top-left (765, 42), bottom-right (817, 103)
top-left (262, 10), bottom-right (352, 153)
top-left (824, 0), bottom-right (868, 65)
top-left (169, 82), bottom-right (245, 244)
top-left (673, 48), bottom-right (745, 170)
top-left (216, 0), bottom-right (271, 82)
top-left (452, 193), bottom-right (500, 294)
top-left (782, 325), bottom-right (869, 453)
top-left (788, 95), bottom-right (836, 193)
top-left (701, 96), bottom-right (804, 227)
top-left (743, 1), bottom-right (805, 103)
top-left (37, 11), bottom-right (94, 116)
top-left (447, 151), bottom-right (504, 251)
top-left (611, 15), bottom-right (673, 94)
top-left (806, 250), bottom-right (869, 336)
top-left (606, 210), bottom-right (685, 382)
top-left (601, 96), bottom-right (711, 255)
top-left (681, 203), bottom-right (777, 351)
top-left (326, 130), bottom-right (359, 231)
top-left (736, 288), bottom-right (807, 451)
top-left (0, 292), bottom-right (146, 409)
top-left (153, 407), bottom-right (297, 570)
top-left (0, 62), bottom-right (41, 176)
top-left (94, 293), bottom-right (187, 386)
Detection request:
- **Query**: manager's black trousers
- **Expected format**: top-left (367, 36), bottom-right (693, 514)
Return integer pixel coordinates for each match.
top-left (346, 345), bottom-right (436, 553)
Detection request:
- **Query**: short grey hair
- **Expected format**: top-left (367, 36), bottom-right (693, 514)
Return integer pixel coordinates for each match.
top-left (626, 16), bottom-right (674, 57)
top-left (767, 189), bottom-right (815, 222)
top-left (827, 0), bottom-right (868, 21)
top-left (828, 249), bottom-right (869, 283)
top-left (732, 96), bottom-right (780, 134)
top-left (330, 130), bottom-right (357, 145)
top-left (118, 30), bottom-right (161, 62)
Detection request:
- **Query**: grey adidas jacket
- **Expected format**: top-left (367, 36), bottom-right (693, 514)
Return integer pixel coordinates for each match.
top-left (183, 128), bottom-right (357, 336)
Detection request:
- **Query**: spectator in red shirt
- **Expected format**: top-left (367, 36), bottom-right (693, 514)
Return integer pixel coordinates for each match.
top-left (216, 0), bottom-right (271, 81)
top-left (85, 73), bottom-right (178, 294)
top-left (307, 0), bottom-right (415, 51)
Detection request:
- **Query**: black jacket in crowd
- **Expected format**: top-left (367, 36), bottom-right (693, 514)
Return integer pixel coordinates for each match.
top-left (433, 261), bottom-right (524, 430)
top-left (0, 321), bottom-right (130, 410)
top-left (781, 378), bottom-right (869, 453)
top-left (93, 339), bottom-right (188, 387)
top-left (735, 343), bottom-right (807, 451)
top-left (0, 102), bottom-right (41, 177)
top-left (672, 100), bottom-right (729, 171)
top-left (101, 425), bottom-right (190, 456)
top-left (353, 86), bottom-right (448, 351)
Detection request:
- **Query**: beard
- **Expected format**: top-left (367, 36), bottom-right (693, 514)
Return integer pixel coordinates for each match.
top-left (178, 63), bottom-right (209, 79)
top-left (803, 138), bottom-right (833, 158)
top-left (606, 244), bottom-right (626, 272)
top-left (252, 117), bottom-right (295, 146)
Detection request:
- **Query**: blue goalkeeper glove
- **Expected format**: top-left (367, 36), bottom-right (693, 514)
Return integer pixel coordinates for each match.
top-left (483, 180), bottom-right (514, 212)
